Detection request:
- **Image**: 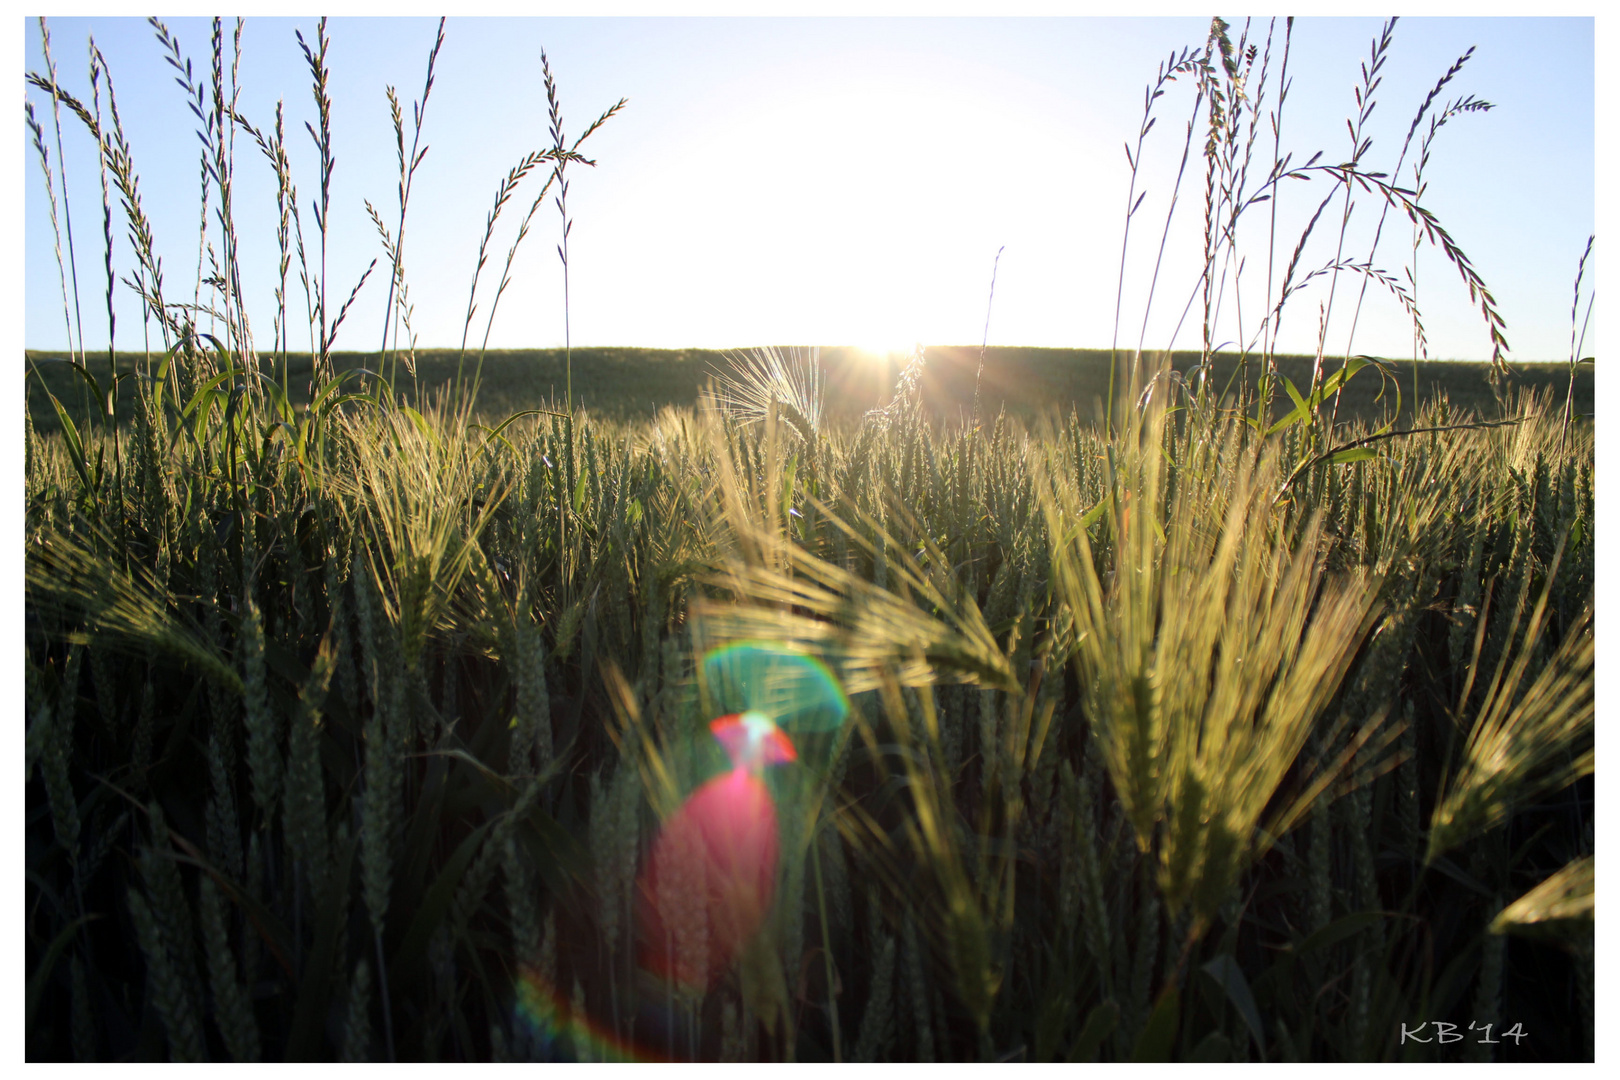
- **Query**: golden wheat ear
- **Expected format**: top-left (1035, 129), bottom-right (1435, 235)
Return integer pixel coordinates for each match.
top-left (1426, 588), bottom-right (1593, 865)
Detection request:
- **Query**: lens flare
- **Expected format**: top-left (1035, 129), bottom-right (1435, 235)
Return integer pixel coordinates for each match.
top-left (710, 710), bottom-right (798, 771)
top-left (637, 762), bottom-right (783, 988)
top-left (634, 645), bottom-right (846, 992)
top-left (512, 965), bottom-right (660, 1062)
top-left (702, 642), bottom-right (850, 734)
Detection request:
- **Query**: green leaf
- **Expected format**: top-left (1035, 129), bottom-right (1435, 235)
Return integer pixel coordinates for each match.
top-left (1321, 355), bottom-right (1371, 396)
top-left (63, 359), bottom-right (108, 418)
top-left (393, 732), bottom-right (453, 922)
top-left (1296, 910), bottom-right (1386, 957)
top-left (390, 815), bottom-right (501, 992)
top-left (1423, 853), bottom-right (1496, 899)
top-left (176, 368), bottom-right (235, 446)
top-left (470, 425), bottom-right (518, 459)
top-left (196, 331), bottom-right (232, 370)
top-left (165, 842), bottom-right (296, 982)
top-left (1202, 954), bottom-right (1267, 1059)
top-left (1264, 376), bottom-right (1313, 436)
top-left (1326, 446), bottom-right (1380, 465)
top-left (485, 408), bottom-right (561, 443)
top-left (149, 341), bottom-right (180, 417)
top-left (316, 391), bottom-right (379, 421)
top-left (1189, 1031), bottom-right (1232, 1061)
top-left (310, 367), bottom-right (378, 415)
top-left (41, 383), bottom-right (94, 493)
top-left (1065, 999), bottom-right (1119, 1062)
top-left (286, 824), bottom-right (358, 1061)
top-left (514, 794), bottom-right (592, 893)
top-left (573, 467), bottom-right (588, 515)
top-left (946, 898), bottom-right (997, 1033)
top-left (1283, 374), bottom-right (1310, 413)
top-left (1033, 983), bottom-right (1073, 1062)
top-left (1130, 984), bottom-right (1180, 1061)
top-left (1422, 935), bottom-right (1481, 1025)
top-left (1265, 359), bottom-right (1372, 437)
top-left (256, 369), bottom-right (297, 425)
top-left (26, 914), bottom-right (102, 1029)
top-left (1255, 910), bottom-right (1388, 1023)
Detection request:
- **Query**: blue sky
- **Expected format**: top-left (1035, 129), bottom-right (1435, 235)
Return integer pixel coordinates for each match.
top-left (19, 12), bottom-right (1597, 362)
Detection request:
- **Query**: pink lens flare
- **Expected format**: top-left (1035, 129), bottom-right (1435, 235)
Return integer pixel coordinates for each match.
top-left (709, 710), bottom-right (798, 771)
top-left (636, 713), bottom-right (797, 989)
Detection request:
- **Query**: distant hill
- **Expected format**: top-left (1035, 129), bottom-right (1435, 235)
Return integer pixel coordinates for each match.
top-left (24, 345), bottom-right (1591, 433)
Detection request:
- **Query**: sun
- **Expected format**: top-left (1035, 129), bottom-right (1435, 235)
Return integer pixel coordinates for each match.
top-left (851, 343), bottom-right (916, 366)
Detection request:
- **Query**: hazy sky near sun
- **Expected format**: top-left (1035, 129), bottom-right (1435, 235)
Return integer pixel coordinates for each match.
top-left (22, 13), bottom-right (1595, 361)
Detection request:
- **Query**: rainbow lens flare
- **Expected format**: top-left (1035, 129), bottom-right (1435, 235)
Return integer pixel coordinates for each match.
top-left (701, 641), bottom-right (850, 734)
top-left (631, 647), bottom-right (850, 994)
top-left (512, 965), bottom-right (659, 1062)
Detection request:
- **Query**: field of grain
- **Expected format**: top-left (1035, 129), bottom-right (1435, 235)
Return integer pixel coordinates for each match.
top-left (25, 16), bottom-right (1593, 1062)
top-left (25, 345), bottom-right (1595, 432)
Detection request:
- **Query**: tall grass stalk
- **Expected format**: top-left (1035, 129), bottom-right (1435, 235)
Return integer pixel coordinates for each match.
top-left (38, 20), bottom-right (88, 372)
top-left (376, 18), bottom-right (445, 390)
top-left (1561, 235), bottom-right (1595, 452)
top-left (542, 51), bottom-right (626, 412)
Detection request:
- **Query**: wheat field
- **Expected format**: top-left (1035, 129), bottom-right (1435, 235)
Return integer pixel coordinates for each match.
top-left (24, 16), bottom-right (1593, 1062)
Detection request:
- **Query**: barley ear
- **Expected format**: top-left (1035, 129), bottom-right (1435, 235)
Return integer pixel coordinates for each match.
top-left (40, 644), bottom-right (83, 876)
top-left (341, 956), bottom-right (373, 1062)
top-left (1307, 796), bottom-right (1332, 934)
top-left (503, 827), bottom-right (541, 969)
top-left (853, 931), bottom-right (897, 1061)
top-left (1427, 593), bottom-right (1593, 863)
top-left (1126, 889), bottom-right (1160, 1049)
top-left (1490, 854), bottom-right (1594, 943)
top-left (326, 539), bottom-right (360, 716)
top-left (284, 633), bottom-right (339, 902)
top-left (140, 804), bottom-right (203, 1021)
top-left (509, 613), bottom-right (551, 776)
top-left (25, 650), bottom-right (52, 784)
top-left (902, 909), bottom-right (934, 1062)
top-left (357, 561), bottom-right (401, 937)
top-left (206, 717), bottom-right (245, 882)
top-left (240, 589), bottom-right (282, 822)
top-left (128, 887), bottom-right (206, 1061)
top-left (198, 874), bottom-right (261, 1062)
